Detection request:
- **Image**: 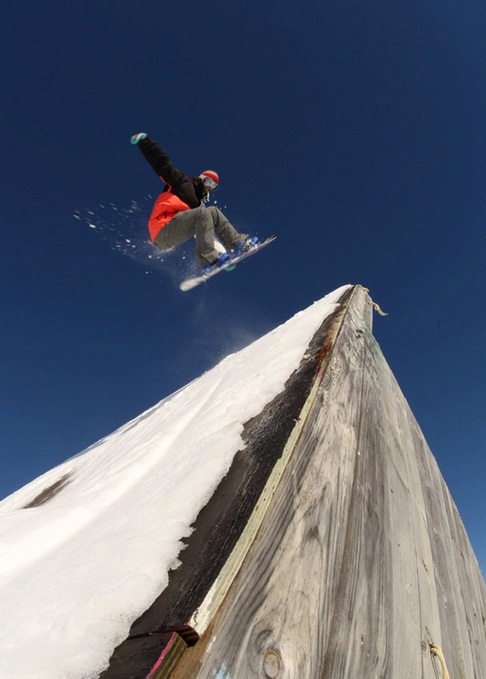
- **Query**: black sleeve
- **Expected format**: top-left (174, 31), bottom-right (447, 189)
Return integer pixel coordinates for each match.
top-left (137, 137), bottom-right (186, 186)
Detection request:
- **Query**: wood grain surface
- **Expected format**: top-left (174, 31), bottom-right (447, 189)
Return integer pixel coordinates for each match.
top-left (102, 289), bottom-right (354, 678)
top-left (167, 286), bottom-right (486, 679)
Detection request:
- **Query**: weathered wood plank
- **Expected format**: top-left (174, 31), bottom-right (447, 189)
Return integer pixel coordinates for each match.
top-left (102, 288), bottom-right (355, 678)
top-left (168, 285), bottom-right (486, 679)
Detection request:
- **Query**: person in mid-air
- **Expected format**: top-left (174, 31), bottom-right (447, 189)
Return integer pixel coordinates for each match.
top-left (131, 133), bottom-right (259, 273)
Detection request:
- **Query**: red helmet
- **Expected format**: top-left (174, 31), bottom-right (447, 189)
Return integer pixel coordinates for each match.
top-left (199, 170), bottom-right (219, 191)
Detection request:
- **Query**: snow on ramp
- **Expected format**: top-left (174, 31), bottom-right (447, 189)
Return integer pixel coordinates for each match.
top-left (0, 286), bottom-right (349, 679)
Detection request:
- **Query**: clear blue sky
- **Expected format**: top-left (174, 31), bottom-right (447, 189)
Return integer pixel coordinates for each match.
top-left (1, 1), bottom-right (485, 574)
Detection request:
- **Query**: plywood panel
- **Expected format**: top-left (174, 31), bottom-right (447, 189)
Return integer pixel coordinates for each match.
top-left (168, 286), bottom-right (486, 679)
top-left (102, 289), bottom-right (355, 678)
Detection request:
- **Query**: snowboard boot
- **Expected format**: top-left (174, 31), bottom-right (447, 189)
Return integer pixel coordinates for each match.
top-left (201, 252), bottom-right (233, 275)
top-left (232, 236), bottom-right (261, 258)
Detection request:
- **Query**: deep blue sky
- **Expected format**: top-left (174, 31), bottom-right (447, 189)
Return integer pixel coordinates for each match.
top-left (1, 1), bottom-right (485, 573)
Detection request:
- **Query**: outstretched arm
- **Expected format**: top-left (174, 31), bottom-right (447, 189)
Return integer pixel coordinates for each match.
top-left (137, 136), bottom-right (185, 186)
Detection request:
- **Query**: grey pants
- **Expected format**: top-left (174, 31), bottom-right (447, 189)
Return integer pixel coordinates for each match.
top-left (154, 206), bottom-right (247, 266)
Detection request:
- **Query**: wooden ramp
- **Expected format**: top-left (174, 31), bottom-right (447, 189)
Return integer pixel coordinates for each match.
top-left (103, 285), bottom-right (486, 679)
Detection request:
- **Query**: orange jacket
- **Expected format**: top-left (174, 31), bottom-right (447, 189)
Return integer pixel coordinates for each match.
top-left (148, 191), bottom-right (191, 241)
top-left (138, 136), bottom-right (207, 242)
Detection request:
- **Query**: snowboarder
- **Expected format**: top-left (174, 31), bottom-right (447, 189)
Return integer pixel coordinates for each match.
top-left (131, 133), bottom-right (259, 272)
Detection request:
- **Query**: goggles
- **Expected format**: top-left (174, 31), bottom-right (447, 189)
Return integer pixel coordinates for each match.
top-left (202, 176), bottom-right (219, 192)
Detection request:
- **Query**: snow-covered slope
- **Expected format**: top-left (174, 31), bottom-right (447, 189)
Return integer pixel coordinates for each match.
top-left (0, 286), bottom-right (350, 679)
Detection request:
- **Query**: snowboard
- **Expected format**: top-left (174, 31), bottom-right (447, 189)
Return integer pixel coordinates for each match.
top-left (180, 236), bottom-right (276, 292)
